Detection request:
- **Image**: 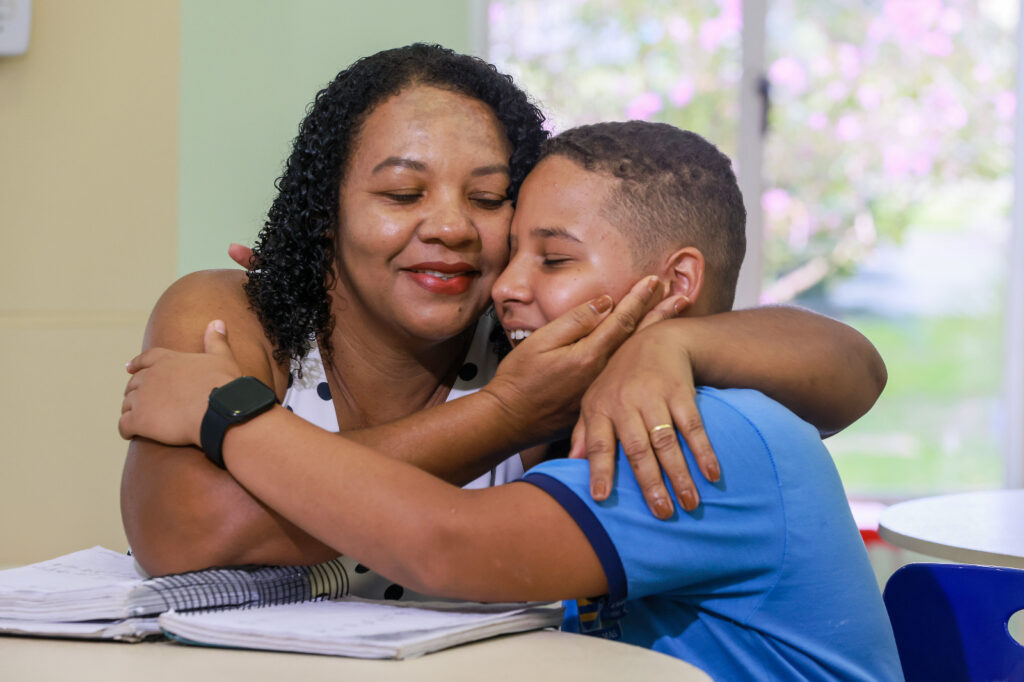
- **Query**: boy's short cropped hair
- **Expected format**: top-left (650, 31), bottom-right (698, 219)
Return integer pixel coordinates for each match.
top-left (540, 121), bottom-right (746, 312)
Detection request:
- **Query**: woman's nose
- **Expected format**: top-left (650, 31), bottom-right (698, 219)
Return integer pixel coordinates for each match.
top-left (417, 197), bottom-right (477, 248)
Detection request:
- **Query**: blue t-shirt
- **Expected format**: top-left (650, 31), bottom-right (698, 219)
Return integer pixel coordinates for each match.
top-left (522, 387), bottom-right (902, 681)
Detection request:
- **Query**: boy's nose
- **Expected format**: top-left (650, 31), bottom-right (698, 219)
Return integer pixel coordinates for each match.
top-left (491, 259), bottom-right (532, 307)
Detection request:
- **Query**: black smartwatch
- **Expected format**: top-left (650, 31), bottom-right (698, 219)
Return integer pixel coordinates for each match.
top-left (200, 376), bottom-right (277, 469)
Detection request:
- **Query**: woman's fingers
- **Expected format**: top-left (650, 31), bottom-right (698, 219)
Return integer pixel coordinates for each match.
top-left (637, 294), bottom-right (690, 332)
top-left (577, 276), bottom-right (662, 359)
top-left (567, 418), bottom-right (587, 459)
top-left (616, 411), bottom-right (681, 518)
top-left (669, 396), bottom-right (720, 483)
top-left (581, 414), bottom-right (617, 500)
top-left (582, 407), bottom-right (707, 514)
top-left (521, 294), bottom-right (614, 350)
top-left (523, 275), bottom-right (664, 354)
top-left (644, 418), bottom-right (699, 512)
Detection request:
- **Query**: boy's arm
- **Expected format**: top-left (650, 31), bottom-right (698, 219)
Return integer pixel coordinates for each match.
top-left (577, 305), bottom-right (886, 519)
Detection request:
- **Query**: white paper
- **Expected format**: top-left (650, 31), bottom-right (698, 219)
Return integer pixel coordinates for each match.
top-left (0, 547), bottom-right (141, 620)
top-left (159, 599), bottom-right (563, 659)
top-left (0, 616), bottom-right (161, 642)
top-left (0, 546), bottom-right (140, 592)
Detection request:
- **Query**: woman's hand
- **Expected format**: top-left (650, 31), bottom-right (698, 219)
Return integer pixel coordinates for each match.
top-left (119, 320), bottom-right (243, 446)
top-left (482, 276), bottom-right (672, 445)
top-left (569, 319), bottom-right (720, 518)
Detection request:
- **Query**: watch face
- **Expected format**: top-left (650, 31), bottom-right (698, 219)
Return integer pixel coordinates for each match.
top-left (210, 377), bottom-right (276, 418)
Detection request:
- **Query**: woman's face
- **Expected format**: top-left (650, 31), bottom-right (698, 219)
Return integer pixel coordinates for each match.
top-left (492, 155), bottom-right (648, 345)
top-left (334, 85), bottom-right (513, 345)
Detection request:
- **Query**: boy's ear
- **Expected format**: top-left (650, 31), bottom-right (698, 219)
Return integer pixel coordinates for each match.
top-left (660, 246), bottom-right (705, 312)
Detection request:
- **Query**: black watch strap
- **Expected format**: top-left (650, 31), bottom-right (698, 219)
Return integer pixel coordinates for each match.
top-left (199, 376), bottom-right (277, 469)
top-left (200, 406), bottom-right (234, 469)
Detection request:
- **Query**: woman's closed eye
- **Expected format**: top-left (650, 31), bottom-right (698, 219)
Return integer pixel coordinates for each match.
top-left (470, 195), bottom-right (509, 211)
top-left (379, 191), bottom-right (422, 204)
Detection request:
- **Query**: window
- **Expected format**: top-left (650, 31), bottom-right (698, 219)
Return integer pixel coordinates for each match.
top-left (488, 0), bottom-right (1023, 497)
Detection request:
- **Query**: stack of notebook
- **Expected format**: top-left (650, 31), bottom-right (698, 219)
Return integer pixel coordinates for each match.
top-left (0, 546), bottom-right (350, 641)
top-left (0, 546), bottom-right (562, 658)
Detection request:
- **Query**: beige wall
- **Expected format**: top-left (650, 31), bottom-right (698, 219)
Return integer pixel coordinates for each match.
top-left (0, 1), bottom-right (178, 565)
top-left (0, 0), bottom-right (475, 568)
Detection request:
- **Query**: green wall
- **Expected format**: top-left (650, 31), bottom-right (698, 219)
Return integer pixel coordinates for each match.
top-left (178, 0), bottom-right (475, 273)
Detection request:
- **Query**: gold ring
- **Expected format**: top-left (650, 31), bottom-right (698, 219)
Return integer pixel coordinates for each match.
top-left (648, 424), bottom-right (674, 437)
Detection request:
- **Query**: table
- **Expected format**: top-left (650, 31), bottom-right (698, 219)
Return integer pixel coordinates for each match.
top-left (878, 489), bottom-right (1024, 568)
top-left (0, 629), bottom-right (710, 682)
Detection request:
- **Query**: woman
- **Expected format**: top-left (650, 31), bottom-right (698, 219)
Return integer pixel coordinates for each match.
top-left (121, 44), bottom-right (884, 577)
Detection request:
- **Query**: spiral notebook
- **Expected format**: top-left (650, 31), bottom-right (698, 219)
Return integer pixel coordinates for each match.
top-left (0, 547), bottom-right (564, 655)
top-left (0, 546), bottom-right (350, 640)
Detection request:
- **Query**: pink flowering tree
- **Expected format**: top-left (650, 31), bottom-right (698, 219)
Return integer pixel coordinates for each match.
top-left (490, 0), bottom-right (1015, 301)
top-left (760, 0), bottom-right (1015, 301)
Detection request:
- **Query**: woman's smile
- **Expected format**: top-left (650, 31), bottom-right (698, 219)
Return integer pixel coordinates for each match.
top-left (402, 261), bottom-right (480, 295)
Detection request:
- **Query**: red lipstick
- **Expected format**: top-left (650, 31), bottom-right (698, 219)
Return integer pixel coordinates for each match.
top-left (403, 262), bottom-right (479, 296)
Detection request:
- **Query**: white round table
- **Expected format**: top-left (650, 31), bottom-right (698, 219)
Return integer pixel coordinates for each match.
top-left (878, 489), bottom-right (1024, 568)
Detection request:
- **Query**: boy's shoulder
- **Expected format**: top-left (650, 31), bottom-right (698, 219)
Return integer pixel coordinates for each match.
top-left (693, 386), bottom-right (821, 451)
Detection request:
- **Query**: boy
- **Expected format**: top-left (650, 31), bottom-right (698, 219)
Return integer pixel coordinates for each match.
top-left (120, 122), bottom-right (902, 680)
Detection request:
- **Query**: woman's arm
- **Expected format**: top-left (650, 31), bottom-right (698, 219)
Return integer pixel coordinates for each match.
top-left (121, 276), bottom-right (663, 574)
top-left (576, 304), bottom-right (886, 519)
top-left (225, 410), bottom-right (607, 602)
top-left (121, 270), bottom-right (344, 575)
top-left (120, 326), bottom-right (606, 601)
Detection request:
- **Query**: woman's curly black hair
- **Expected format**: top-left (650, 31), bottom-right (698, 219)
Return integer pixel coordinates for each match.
top-left (245, 43), bottom-right (548, 367)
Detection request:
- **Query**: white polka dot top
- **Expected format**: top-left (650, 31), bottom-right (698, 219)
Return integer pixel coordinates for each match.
top-left (281, 313), bottom-right (525, 490)
top-left (279, 314), bottom-right (524, 602)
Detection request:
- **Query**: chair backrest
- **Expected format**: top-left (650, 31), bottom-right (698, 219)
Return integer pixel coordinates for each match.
top-left (883, 563), bottom-right (1024, 681)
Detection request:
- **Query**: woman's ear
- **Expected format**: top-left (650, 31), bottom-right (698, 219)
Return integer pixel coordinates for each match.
top-left (659, 246), bottom-right (705, 312)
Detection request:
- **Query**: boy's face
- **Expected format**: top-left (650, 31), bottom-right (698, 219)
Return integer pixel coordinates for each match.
top-left (492, 156), bottom-right (649, 346)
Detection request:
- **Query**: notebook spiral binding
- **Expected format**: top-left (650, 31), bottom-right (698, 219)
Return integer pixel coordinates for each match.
top-left (128, 558), bottom-right (350, 615)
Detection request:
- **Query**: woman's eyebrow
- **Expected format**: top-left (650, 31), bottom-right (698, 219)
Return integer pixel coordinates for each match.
top-left (471, 163), bottom-right (511, 177)
top-left (532, 227), bottom-right (582, 243)
top-left (372, 156), bottom-right (427, 174)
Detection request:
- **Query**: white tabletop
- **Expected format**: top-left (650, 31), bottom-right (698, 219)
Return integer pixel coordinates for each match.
top-left (0, 629), bottom-right (710, 682)
top-left (878, 488), bottom-right (1024, 568)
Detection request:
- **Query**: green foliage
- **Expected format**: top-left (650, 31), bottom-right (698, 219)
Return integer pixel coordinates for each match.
top-left (829, 313), bottom-right (1004, 495)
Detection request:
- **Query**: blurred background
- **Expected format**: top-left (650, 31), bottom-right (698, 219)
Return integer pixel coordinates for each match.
top-left (1, 0), bottom-right (1022, 566)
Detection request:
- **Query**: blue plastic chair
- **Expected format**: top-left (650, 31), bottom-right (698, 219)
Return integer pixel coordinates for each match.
top-left (883, 563), bottom-right (1024, 681)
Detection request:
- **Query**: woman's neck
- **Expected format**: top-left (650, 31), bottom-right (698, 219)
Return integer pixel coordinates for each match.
top-left (320, 314), bottom-right (475, 431)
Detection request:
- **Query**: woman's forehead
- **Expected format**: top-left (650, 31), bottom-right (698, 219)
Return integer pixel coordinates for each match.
top-left (350, 86), bottom-right (511, 169)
